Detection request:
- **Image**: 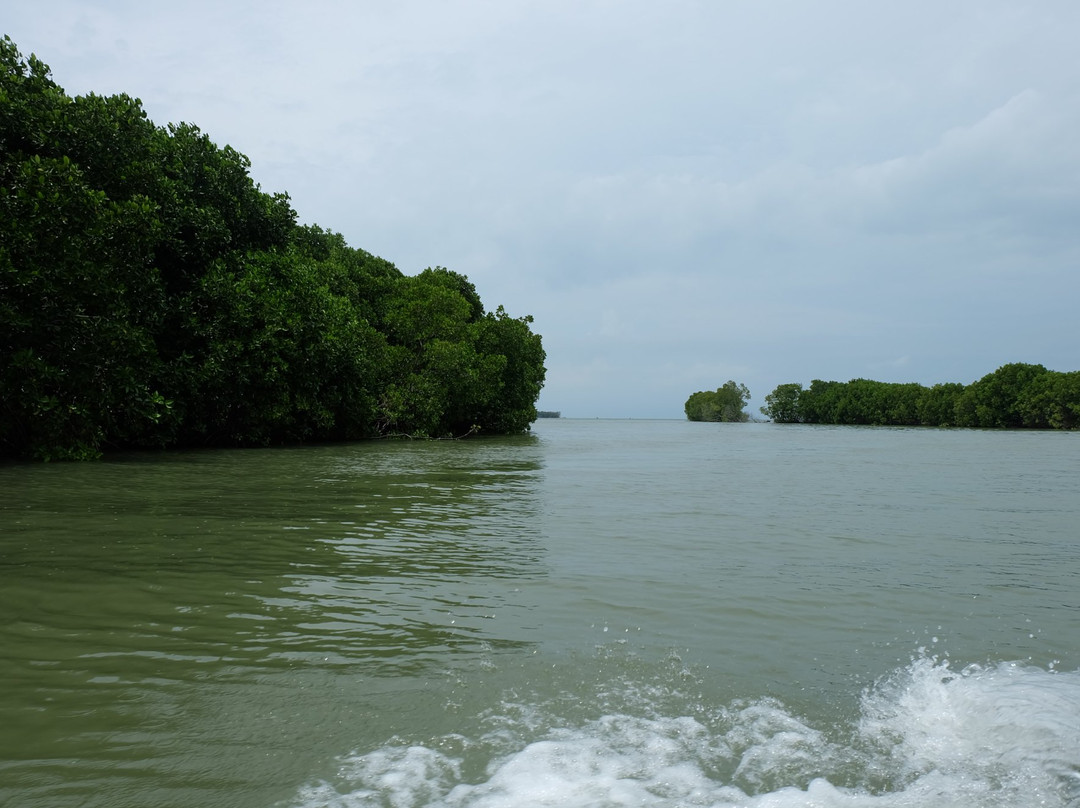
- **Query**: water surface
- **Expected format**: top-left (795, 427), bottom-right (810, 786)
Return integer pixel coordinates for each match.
top-left (1, 420), bottom-right (1077, 806)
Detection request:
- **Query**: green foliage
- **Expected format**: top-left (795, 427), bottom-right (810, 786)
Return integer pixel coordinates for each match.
top-left (375, 271), bottom-right (545, 437)
top-left (0, 37), bottom-right (545, 460)
top-left (169, 250), bottom-right (387, 445)
top-left (1016, 371), bottom-right (1080, 429)
top-left (915, 383), bottom-right (965, 427)
top-left (761, 363), bottom-right (1078, 430)
top-left (796, 379), bottom-right (841, 424)
top-left (473, 306), bottom-right (547, 434)
top-left (954, 363), bottom-right (1047, 429)
top-left (417, 266), bottom-right (485, 322)
top-left (685, 381), bottom-right (751, 422)
top-left (0, 146), bottom-right (167, 458)
top-left (761, 383), bottom-right (803, 423)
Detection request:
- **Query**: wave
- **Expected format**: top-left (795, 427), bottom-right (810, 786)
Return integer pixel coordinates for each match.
top-left (288, 656), bottom-right (1080, 808)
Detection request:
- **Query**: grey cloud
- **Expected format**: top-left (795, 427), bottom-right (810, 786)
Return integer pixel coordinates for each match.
top-left (6, 0), bottom-right (1080, 417)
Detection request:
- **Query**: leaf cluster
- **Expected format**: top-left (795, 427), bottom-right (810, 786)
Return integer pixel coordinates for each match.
top-left (0, 38), bottom-right (545, 460)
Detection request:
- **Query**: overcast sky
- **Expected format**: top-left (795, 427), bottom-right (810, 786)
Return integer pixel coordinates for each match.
top-left (8, 1), bottom-right (1080, 418)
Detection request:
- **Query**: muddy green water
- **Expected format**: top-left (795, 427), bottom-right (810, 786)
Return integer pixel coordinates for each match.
top-left (1, 420), bottom-right (1078, 807)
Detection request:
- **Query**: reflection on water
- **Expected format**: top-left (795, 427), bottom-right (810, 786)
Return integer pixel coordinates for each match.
top-left (3, 437), bottom-right (546, 673)
top-left (0, 437), bottom-right (545, 806)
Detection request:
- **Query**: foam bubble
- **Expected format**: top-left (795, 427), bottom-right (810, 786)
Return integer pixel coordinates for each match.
top-left (290, 658), bottom-right (1080, 808)
top-left (859, 657), bottom-right (1080, 805)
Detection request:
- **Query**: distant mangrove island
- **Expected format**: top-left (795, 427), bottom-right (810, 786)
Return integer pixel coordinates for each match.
top-left (684, 381), bottom-right (752, 422)
top-left (758, 363), bottom-right (1078, 429)
top-left (0, 37), bottom-right (546, 461)
top-left (687, 364), bottom-right (1078, 429)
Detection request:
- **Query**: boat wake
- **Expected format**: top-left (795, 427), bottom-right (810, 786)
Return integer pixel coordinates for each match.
top-left (288, 656), bottom-right (1080, 808)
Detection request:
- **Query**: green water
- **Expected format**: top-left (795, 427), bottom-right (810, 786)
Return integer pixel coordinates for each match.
top-left (1, 420), bottom-right (1078, 807)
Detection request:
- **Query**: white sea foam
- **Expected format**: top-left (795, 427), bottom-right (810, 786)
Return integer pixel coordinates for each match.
top-left (291, 657), bottom-right (1080, 808)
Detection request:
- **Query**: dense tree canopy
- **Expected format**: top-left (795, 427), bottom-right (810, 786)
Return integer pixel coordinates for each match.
top-left (0, 37), bottom-right (545, 460)
top-left (684, 381), bottom-right (751, 422)
top-left (760, 364), bottom-right (1079, 429)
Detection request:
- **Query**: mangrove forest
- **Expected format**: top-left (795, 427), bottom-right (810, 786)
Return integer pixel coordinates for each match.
top-left (760, 363), bottom-right (1079, 429)
top-left (0, 37), bottom-right (546, 460)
